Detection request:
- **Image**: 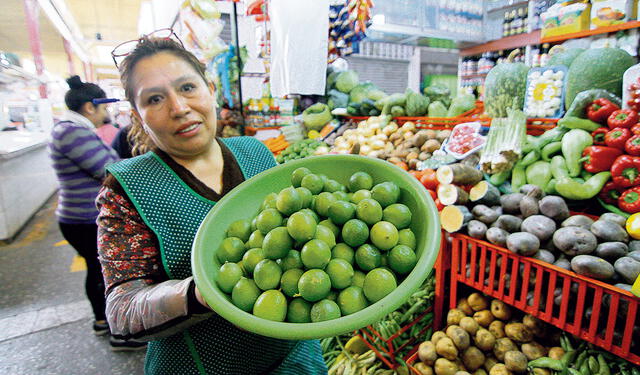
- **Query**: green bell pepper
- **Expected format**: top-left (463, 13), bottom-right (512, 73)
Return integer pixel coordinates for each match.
top-left (526, 161), bottom-right (552, 190)
top-left (555, 172), bottom-right (611, 200)
top-left (541, 141), bottom-right (562, 161)
top-left (558, 116), bottom-right (601, 132)
top-left (511, 164), bottom-right (527, 193)
top-left (562, 129), bottom-right (593, 177)
top-left (519, 149), bottom-right (540, 168)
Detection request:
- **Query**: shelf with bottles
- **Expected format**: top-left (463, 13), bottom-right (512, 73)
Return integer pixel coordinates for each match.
top-left (500, 3), bottom-right (529, 39)
top-left (244, 97), bottom-right (299, 129)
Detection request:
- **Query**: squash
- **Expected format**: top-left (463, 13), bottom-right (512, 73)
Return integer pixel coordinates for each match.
top-left (547, 46), bottom-right (585, 68)
top-left (484, 50), bottom-right (529, 118)
top-left (565, 48), bottom-right (635, 108)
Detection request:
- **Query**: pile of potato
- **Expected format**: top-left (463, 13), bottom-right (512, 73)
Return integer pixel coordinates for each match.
top-left (413, 293), bottom-right (558, 375)
top-left (330, 119), bottom-right (449, 170)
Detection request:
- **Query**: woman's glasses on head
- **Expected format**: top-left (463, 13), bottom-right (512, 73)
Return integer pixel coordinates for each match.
top-left (111, 28), bottom-right (184, 69)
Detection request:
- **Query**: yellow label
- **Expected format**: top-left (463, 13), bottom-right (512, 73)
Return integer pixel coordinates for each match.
top-left (632, 274), bottom-right (640, 298)
top-left (532, 83), bottom-right (556, 101)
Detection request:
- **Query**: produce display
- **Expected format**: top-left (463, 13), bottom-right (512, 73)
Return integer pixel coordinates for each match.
top-left (275, 139), bottom-right (330, 164)
top-left (216, 169), bottom-right (419, 323)
top-left (523, 67), bottom-right (566, 118)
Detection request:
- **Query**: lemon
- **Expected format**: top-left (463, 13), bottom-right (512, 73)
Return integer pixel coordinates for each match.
top-left (291, 167), bottom-right (311, 187)
top-left (287, 211), bottom-right (317, 242)
top-left (226, 219), bottom-right (252, 242)
top-left (370, 221), bottom-right (399, 251)
top-left (382, 203), bottom-right (412, 230)
top-left (253, 290), bottom-right (287, 321)
top-left (253, 259), bottom-right (282, 290)
top-left (231, 277), bottom-right (261, 312)
top-left (256, 209), bottom-right (283, 235)
top-left (356, 198), bottom-right (383, 226)
top-left (287, 298), bottom-right (312, 323)
top-left (355, 244), bottom-right (382, 272)
top-left (262, 227), bottom-right (293, 260)
top-left (325, 258), bottom-right (355, 289)
top-left (349, 172), bottom-right (374, 192)
top-left (363, 268), bottom-right (397, 303)
top-left (298, 269), bottom-right (331, 302)
top-left (242, 248), bottom-right (265, 275)
top-left (281, 268), bottom-right (304, 297)
top-left (301, 239), bottom-right (331, 269)
top-left (328, 201), bottom-right (356, 225)
top-left (337, 286), bottom-right (368, 315)
top-left (388, 245), bottom-right (417, 275)
top-left (341, 219), bottom-right (369, 247)
top-left (371, 182), bottom-right (401, 208)
top-left (276, 187), bottom-right (302, 216)
top-left (217, 262), bottom-right (243, 293)
top-left (310, 299), bottom-right (341, 322)
top-left (217, 237), bottom-right (246, 263)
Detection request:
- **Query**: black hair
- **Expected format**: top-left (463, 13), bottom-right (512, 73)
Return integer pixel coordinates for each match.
top-left (64, 75), bottom-right (106, 113)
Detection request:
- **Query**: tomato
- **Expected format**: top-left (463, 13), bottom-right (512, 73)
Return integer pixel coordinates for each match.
top-left (426, 189), bottom-right (437, 201)
top-left (419, 169), bottom-right (439, 190)
top-left (434, 198), bottom-right (445, 211)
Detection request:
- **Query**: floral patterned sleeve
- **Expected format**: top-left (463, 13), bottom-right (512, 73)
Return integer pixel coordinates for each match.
top-left (96, 186), bottom-right (213, 341)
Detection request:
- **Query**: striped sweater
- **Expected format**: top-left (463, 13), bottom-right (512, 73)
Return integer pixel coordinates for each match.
top-left (49, 112), bottom-right (119, 224)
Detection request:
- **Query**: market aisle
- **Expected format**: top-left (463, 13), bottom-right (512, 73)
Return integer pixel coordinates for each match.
top-left (0, 194), bottom-right (145, 375)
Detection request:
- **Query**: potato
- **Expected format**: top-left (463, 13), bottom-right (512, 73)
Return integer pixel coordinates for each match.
top-left (423, 139), bottom-right (441, 153)
top-left (436, 337), bottom-right (459, 360)
top-left (521, 342), bottom-right (546, 360)
top-left (472, 205), bottom-right (500, 224)
top-left (468, 220), bottom-right (488, 240)
top-left (591, 219), bottom-right (629, 242)
top-left (432, 331), bottom-right (448, 345)
top-left (507, 232), bottom-right (540, 256)
top-left (473, 371), bottom-right (488, 375)
top-left (595, 242), bottom-right (628, 260)
top-left (484, 356), bottom-right (499, 372)
top-left (460, 317), bottom-right (480, 335)
top-left (489, 364), bottom-right (512, 375)
top-left (520, 184), bottom-right (545, 200)
top-left (409, 159), bottom-right (420, 170)
top-left (474, 328), bottom-right (496, 352)
top-left (492, 215), bottom-right (523, 233)
top-left (468, 293), bottom-right (489, 311)
top-left (419, 341), bottom-right (438, 365)
top-left (532, 249), bottom-right (555, 264)
top-left (553, 227), bottom-right (597, 256)
top-left (411, 133), bottom-right (429, 148)
top-left (462, 346), bottom-right (485, 372)
top-left (447, 325), bottom-right (471, 351)
top-left (547, 347), bottom-right (565, 360)
top-left (519, 196), bottom-right (539, 218)
top-left (614, 256), bottom-right (640, 284)
top-left (448, 308), bottom-right (467, 326)
top-left (419, 152), bottom-right (431, 161)
top-left (437, 130), bottom-right (451, 143)
top-left (561, 215), bottom-right (594, 230)
top-left (435, 358), bottom-right (459, 375)
top-left (504, 351), bottom-right (528, 373)
top-left (522, 315), bottom-right (545, 337)
top-left (424, 129), bottom-right (437, 140)
top-left (473, 310), bottom-right (495, 328)
top-left (414, 363), bottom-right (434, 375)
top-left (520, 215), bottom-right (556, 242)
top-left (504, 323), bottom-right (533, 343)
top-left (600, 212), bottom-right (627, 227)
top-left (490, 300), bottom-right (512, 321)
top-left (500, 194), bottom-right (525, 214)
top-left (458, 298), bottom-right (474, 316)
top-left (571, 255), bottom-right (615, 280)
top-left (486, 227), bottom-right (509, 247)
top-left (488, 321), bottom-right (506, 339)
top-left (538, 196), bottom-right (569, 221)
top-left (493, 337), bottom-right (518, 361)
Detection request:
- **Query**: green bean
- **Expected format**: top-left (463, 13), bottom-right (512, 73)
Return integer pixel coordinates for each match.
top-left (575, 351), bottom-right (588, 369)
top-left (597, 354), bottom-right (610, 375)
top-left (529, 357), bottom-right (564, 371)
top-left (588, 357), bottom-right (599, 373)
top-left (561, 350), bottom-right (576, 366)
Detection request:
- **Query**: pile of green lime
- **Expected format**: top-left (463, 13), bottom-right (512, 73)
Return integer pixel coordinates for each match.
top-left (276, 139), bottom-right (327, 164)
top-left (215, 168), bottom-right (418, 323)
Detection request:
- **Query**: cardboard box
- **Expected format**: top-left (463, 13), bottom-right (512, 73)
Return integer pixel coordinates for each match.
top-left (591, 0), bottom-right (638, 29)
top-left (542, 2), bottom-right (591, 37)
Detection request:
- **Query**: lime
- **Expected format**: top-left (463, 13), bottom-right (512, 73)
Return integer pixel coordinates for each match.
top-left (261, 193), bottom-right (278, 210)
top-left (318, 219), bottom-right (340, 239)
top-left (217, 237), bottom-right (246, 263)
top-left (276, 187), bottom-right (302, 216)
top-left (281, 268), bottom-right (304, 297)
top-left (351, 271), bottom-right (366, 288)
top-left (333, 191), bottom-right (349, 202)
top-left (236, 260), bottom-right (248, 276)
top-left (314, 225), bottom-right (337, 248)
top-left (370, 221), bottom-right (399, 251)
top-left (351, 189), bottom-right (372, 204)
top-left (256, 209), bottom-right (283, 235)
top-left (298, 269), bottom-right (331, 302)
top-left (324, 179), bottom-right (344, 193)
top-left (296, 187), bottom-right (313, 209)
top-left (253, 290), bottom-right (287, 322)
top-left (332, 243), bottom-right (355, 264)
top-left (246, 230), bottom-right (265, 249)
top-left (287, 298), bottom-right (312, 323)
top-left (291, 167), bottom-right (312, 187)
top-left (242, 248), bottom-right (265, 275)
top-left (325, 258), bottom-right (355, 289)
top-left (217, 262), bottom-right (243, 293)
top-left (371, 182), bottom-right (401, 208)
top-left (301, 239), bottom-right (331, 269)
top-left (328, 201), bottom-right (356, 225)
top-left (363, 268), bottom-right (397, 303)
top-left (398, 228), bottom-right (416, 250)
top-left (337, 286), bottom-right (368, 315)
top-left (318, 174), bottom-right (329, 185)
top-left (301, 174), bottom-right (324, 195)
top-left (300, 208), bottom-right (320, 223)
top-left (341, 219), bottom-right (370, 247)
top-left (310, 195), bottom-right (318, 211)
top-left (326, 290), bottom-right (338, 302)
top-left (382, 204), bottom-right (412, 230)
top-left (310, 299), bottom-right (341, 322)
top-left (282, 217), bottom-right (289, 227)
top-left (262, 227), bottom-right (293, 260)
top-left (315, 192), bottom-right (338, 217)
top-left (355, 244), bottom-right (382, 272)
top-left (253, 259), bottom-right (282, 290)
top-left (280, 250), bottom-right (303, 271)
top-left (226, 219), bottom-right (252, 242)
top-left (380, 254), bottom-right (388, 267)
top-left (287, 211), bottom-right (317, 242)
top-left (231, 277), bottom-right (261, 312)
top-left (251, 217), bottom-right (258, 232)
top-left (356, 198), bottom-right (383, 226)
top-left (349, 172), bottom-right (374, 192)
top-left (388, 245), bottom-right (417, 275)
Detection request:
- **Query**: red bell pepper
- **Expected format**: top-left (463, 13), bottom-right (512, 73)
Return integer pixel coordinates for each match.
top-left (580, 146), bottom-right (623, 173)
top-left (611, 155), bottom-right (640, 188)
top-left (631, 123), bottom-right (640, 135)
top-left (626, 135), bottom-right (640, 156)
top-left (618, 186), bottom-right (640, 213)
top-left (605, 127), bottom-right (632, 149)
top-left (587, 98), bottom-right (620, 124)
top-left (599, 181), bottom-right (624, 205)
top-left (608, 109), bottom-right (639, 129)
top-left (592, 127), bottom-right (609, 145)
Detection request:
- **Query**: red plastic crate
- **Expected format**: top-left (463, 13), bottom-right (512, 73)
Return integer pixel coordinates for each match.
top-left (448, 233), bottom-right (640, 366)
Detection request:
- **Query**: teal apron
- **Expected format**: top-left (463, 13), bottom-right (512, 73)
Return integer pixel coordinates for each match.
top-left (107, 137), bottom-right (326, 375)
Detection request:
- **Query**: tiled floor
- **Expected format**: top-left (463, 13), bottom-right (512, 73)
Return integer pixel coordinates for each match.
top-left (0, 195), bottom-right (145, 374)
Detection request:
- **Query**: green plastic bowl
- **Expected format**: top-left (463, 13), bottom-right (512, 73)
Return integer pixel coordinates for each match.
top-left (192, 155), bottom-right (440, 340)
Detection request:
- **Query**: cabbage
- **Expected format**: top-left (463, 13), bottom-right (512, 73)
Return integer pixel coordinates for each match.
top-left (327, 89), bottom-right (349, 110)
top-left (405, 88), bottom-right (430, 116)
top-left (424, 85), bottom-right (452, 109)
top-left (447, 93), bottom-right (476, 117)
top-left (302, 103), bottom-right (332, 131)
top-left (391, 106), bottom-right (405, 117)
top-left (428, 101), bottom-right (448, 117)
top-left (349, 82), bottom-right (375, 104)
top-left (367, 89), bottom-right (387, 102)
top-left (335, 70), bottom-right (359, 93)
